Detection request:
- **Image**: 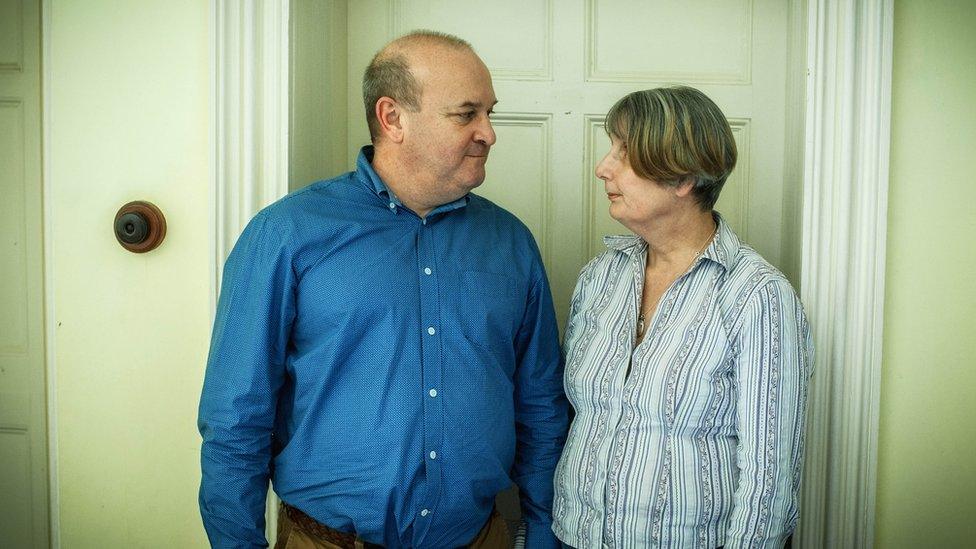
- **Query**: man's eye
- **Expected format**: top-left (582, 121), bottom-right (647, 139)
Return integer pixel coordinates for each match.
top-left (456, 111), bottom-right (476, 121)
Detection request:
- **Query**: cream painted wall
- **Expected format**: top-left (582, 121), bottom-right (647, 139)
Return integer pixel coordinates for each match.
top-left (876, 1), bottom-right (976, 546)
top-left (49, 0), bottom-right (210, 546)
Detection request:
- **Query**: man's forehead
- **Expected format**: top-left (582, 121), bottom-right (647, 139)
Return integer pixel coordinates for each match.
top-left (420, 68), bottom-right (496, 110)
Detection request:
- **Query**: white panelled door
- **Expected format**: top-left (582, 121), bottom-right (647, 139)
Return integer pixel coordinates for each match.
top-left (0, 0), bottom-right (48, 547)
top-left (348, 0), bottom-right (793, 328)
top-left (347, 0), bottom-right (794, 525)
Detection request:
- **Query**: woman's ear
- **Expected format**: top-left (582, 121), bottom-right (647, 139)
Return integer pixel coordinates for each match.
top-left (674, 177), bottom-right (697, 198)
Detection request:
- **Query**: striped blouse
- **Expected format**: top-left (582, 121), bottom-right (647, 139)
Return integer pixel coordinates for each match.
top-left (552, 216), bottom-right (813, 549)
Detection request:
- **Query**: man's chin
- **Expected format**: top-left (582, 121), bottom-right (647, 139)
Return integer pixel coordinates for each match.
top-left (462, 177), bottom-right (485, 193)
top-left (459, 168), bottom-right (486, 190)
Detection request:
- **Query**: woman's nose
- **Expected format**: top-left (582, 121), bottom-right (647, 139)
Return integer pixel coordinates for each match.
top-left (595, 153), bottom-right (611, 181)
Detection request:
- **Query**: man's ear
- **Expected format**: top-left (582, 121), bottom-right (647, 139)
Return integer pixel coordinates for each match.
top-left (376, 97), bottom-right (405, 143)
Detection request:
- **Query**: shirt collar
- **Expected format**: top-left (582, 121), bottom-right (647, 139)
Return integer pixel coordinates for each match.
top-left (602, 211), bottom-right (739, 272)
top-left (704, 212), bottom-right (738, 271)
top-left (355, 145), bottom-right (470, 216)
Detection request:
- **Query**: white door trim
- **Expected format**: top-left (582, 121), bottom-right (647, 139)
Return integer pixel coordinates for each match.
top-left (211, 0), bottom-right (291, 305)
top-left (796, 1), bottom-right (893, 547)
top-left (210, 0), bottom-right (290, 543)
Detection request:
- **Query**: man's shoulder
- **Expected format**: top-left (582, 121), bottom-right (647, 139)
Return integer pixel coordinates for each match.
top-left (257, 171), bottom-right (363, 223)
top-left (465, 193), bottom-right (532, 235)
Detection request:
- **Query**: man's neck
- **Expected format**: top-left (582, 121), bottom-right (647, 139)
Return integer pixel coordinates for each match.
top-left (370, 147), bottom-right (437, 218)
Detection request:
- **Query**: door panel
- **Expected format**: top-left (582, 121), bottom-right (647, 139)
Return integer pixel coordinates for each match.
top-left (350, 0), bottom-right (792, 327)
top-left (0, 0), bottom-right (47, 547)
top-left (587, 0), bottom-right (753, 83)
top-left (474, 115), bottom-right (553, 263)
top-left (47, 0), bottom-right (211, 546)
top-left (391, 0), bottom-right (552, 80)
top-left (348, 0), bottom-right (795, 528)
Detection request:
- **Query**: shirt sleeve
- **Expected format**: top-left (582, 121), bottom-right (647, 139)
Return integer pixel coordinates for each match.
top-left (198, 211), bottom-right (296, 549)
top-left (512, 262), bottom-right (570, 549)
top-left (726, 279), bottom-right (814, 549)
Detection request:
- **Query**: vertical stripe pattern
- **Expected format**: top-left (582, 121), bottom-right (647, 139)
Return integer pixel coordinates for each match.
top-left (552, 216), bottom-right (813, 548)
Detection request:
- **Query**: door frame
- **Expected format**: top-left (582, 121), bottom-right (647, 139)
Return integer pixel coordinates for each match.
top-left (795, 1), bottom-right (893, 547)
top-left (210, 0), bottom-right (291, 543)
top-left (18, 1), bottom-right (882, 548)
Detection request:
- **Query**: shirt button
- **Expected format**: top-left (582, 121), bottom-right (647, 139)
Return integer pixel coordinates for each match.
top-left (429, 451), bottom-right (437, 459)
top-left (429, 388), bottom-right (437, 398)
top-left (424, 267), bottom-right (432, 275)
top-left (427, 327), bottom-right (436, 336)
top-left (422, 219), bottom-right (427, 225)
top-left (420, 509), bottom-right (429, 517)
top-left (388, 202), bottom-right (395, 209)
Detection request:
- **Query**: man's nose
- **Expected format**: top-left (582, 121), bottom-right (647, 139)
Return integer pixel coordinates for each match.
top-left (475, 115), bottom-right (497, 147)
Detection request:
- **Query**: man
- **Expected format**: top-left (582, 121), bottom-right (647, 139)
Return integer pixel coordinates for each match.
top-left (198, 31), bottom-right (568, 549)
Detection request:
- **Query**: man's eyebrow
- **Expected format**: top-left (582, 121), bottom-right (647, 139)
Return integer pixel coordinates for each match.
top-left (450, 100), bottom-right (499, 110)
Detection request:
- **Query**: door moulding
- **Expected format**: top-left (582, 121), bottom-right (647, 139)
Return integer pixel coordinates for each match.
top-left (211, 0), bottom-right (291, 543)
top-left (795, 1), bottom-right (893, 547)
top-left (211, 0), bottom-right (291, 305)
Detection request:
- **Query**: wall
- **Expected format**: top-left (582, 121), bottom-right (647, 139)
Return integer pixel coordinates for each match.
top-left (876, 0), bottom-right (976, 546)
top-left (48, 0), bottom-right (211, 546)
top-left (289, 0), bottom-right (348, 191)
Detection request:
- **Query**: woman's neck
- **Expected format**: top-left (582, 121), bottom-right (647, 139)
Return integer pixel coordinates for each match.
top-left (634, 208), bottom-right (716, 270)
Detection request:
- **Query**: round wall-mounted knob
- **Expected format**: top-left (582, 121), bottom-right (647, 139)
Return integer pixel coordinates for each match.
top-left (114, 201), bottom-right (166, 253)
top-left (116, 212), bottom-right (149, 244)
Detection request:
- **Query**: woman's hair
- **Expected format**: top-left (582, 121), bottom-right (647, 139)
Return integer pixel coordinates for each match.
top-left (605, 86), bottom-right (737, 211)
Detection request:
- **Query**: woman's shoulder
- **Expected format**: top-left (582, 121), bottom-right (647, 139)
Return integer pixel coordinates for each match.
top-left (718, 242), bottom-right (809, 337)
top-left (714, 241), bottom-right (804, 329)
top-left (577, 245), bottom-right (635, 284)
top-left (711, 215), bottom-right (794, 298)
top-left (724, 242), bottom-right (796, 296)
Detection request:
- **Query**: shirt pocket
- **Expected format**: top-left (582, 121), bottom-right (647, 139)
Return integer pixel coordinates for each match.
top-left (458, 270), bottom-right (520, 359)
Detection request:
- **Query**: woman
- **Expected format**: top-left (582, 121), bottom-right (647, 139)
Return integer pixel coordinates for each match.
top-left (552, 87), bottom-right (813, 548)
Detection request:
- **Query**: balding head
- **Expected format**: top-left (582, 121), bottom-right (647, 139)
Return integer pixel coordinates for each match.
top-left (362, 31), bottom-right (474, 141)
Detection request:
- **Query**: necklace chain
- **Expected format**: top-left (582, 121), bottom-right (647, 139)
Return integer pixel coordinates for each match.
top-left (636, 225), bottom-right (717, 338)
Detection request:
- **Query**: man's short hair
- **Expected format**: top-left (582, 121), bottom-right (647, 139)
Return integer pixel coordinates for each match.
top-left (605, 86), bottom-right (737, 211)
top-left (362, 30), bottom-right (473, 141)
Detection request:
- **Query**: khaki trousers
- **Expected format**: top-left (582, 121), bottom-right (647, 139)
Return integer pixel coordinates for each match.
top-left (275, 504), bottom-right (512, 549)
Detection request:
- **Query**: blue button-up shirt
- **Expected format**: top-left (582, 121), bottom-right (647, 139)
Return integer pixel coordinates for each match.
top-left (199, 147), bottom-right (568, 548)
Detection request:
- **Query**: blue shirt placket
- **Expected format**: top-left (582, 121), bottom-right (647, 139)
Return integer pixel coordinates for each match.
top-left (415, 213), bottom-right (445, 546)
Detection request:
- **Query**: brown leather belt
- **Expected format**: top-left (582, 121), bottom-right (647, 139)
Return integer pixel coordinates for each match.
top-left (283, 503), bottom-right (382, 548)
